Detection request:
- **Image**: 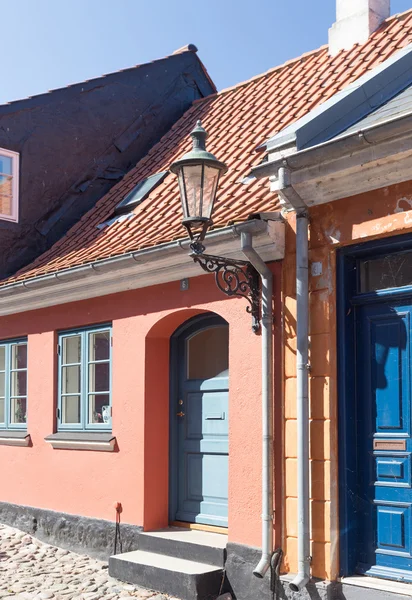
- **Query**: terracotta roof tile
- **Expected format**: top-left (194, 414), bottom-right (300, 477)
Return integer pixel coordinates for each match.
top-left (4, 9), bottom-right (412, 285)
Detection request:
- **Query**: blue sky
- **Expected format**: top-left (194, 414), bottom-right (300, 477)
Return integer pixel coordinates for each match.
top-left (1, 0), bottom-right (411, 104)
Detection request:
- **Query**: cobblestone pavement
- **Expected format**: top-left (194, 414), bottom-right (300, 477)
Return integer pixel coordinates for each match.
top-left (0, 525), bottom-right (171, 600)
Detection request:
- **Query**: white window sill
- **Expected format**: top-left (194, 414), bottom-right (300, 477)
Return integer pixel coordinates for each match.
top-left (0, 430), bottom-right (31, 447)
top-left (44, 432), bottom-right (116, 452)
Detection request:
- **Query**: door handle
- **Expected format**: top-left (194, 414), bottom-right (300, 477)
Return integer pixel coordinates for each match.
top-left (176, 411), bottom-right (185, 417)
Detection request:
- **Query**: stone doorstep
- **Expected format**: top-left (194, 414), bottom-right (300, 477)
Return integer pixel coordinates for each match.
top-left (137, 528), bottom-right (227, 567)
top-left (340, 575), bottom-right (412, 597)
top-left (109, 549), bottom-right (224, 600)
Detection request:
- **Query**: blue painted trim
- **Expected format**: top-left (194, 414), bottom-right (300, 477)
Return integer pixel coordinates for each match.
top-left (338, 231), bottom-right (412, 577)
top-left (264, 43), bottom-right (412, 151)
top-left (57, 324), bottom-right (112, 432)
top-left (168, 313), bottom-right (228, 524)
top-left (0, 337), bottom-right (27, 431)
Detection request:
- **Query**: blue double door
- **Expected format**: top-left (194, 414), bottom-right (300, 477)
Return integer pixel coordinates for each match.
top-left (170, 315), bottom-right (229, 528)
top-left (355, 299), bottom-right (412, 579)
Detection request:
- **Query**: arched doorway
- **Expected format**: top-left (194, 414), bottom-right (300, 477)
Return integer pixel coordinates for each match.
top-left (169, 313), bottom-right (229, 528)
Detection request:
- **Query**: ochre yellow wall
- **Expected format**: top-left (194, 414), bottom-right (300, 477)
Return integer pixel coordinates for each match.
top-left (282, 180), bottom-right (412, 581)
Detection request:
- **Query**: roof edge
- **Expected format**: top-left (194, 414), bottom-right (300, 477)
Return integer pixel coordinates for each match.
top-left (0, 219), bottom-right (284, 315)
top-left (0, 47), bottom-right (215, 110)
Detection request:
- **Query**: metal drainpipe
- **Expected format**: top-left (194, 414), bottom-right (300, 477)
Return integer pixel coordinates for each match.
top-left (277, 166), bottom-right (311, 592)
top-left (240, 231), bottom-right (274, 579)
top-left (289, 210), bottom-right (310, 592)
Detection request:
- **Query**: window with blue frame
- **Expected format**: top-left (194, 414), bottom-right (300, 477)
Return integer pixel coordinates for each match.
top-left (58, 326), bottom-right (112, 431)
top-left (0, 339), bottom-right (28, 429)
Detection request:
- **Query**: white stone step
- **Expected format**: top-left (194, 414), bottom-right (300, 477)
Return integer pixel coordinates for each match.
top-left (138, 527), bottom-right (227, 566)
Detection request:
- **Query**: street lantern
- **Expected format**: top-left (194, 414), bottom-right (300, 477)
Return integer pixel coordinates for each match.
top-left (170, 120), bottom-right (227, 254)
top-left (170, 120), bottom-right (260, 333)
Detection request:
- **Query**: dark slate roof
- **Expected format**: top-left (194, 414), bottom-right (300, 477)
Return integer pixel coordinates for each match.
top-left (342, 83), bottom-right (412, 134)
top-left (0, 45), bottom-right (215, 279)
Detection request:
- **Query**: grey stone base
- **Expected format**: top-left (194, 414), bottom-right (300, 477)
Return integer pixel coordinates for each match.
top-left (0, 503), bottom-right (409, 600)
top-left (225, 543), bottom-right (333, 600)
top-left (225, 544), bottom-right (409, 600)
top-left (0, 501), bottom-right (141, 560)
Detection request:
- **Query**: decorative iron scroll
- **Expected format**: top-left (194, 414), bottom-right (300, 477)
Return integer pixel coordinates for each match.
top-left (191, 253), bottom-right (261, 333)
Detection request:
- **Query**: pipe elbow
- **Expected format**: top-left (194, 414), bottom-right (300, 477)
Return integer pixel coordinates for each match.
top-left (253, 555), bottom-right (271, 579)
top-left (289, 572), bottom-right (310, 592)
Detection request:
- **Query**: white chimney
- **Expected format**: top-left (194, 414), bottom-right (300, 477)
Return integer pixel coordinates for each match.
top-left (328, 0), bottom-right (390, 56)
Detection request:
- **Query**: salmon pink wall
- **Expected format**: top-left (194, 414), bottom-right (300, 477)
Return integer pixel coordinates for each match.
top-left (0, 266), bottom-right (281, 549)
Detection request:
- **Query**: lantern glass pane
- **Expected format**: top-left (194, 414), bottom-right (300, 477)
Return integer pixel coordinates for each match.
top-left (182, 165), bottom-right (203, 218)
top-left (177, 170), bottom-right (189, 219)
top-left (202, 165), bottom-right (220, 219)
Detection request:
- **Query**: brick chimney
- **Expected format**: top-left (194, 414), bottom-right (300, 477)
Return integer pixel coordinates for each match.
top-left (328, 0), bottom-right (390, 56)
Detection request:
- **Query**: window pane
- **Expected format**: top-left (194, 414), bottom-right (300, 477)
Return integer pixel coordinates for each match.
top-left (0, 372), bottom-right (4, 397)
top-left (0, 155), bottom-right (12, 175)
top-left (88, 394), bottom-right (110, 425)
top-left (0, 174), bottom-right (12, 216)
top-left (11, 343), bottom-right (27, 370)
top-left (0, 175), bottom-right (12, 193)
top-left (0, 346), bottom-right (4, 371)
top-left (11, 371), bottom-right (26, 396)
top-left (359, 251), bottom-right (412, 292)
top-left (62, 365), bottom-right (81, 394)
top-left (187, 326), bottom-right (229, 380)
top-left (63, 335), bottom-right (81, 364)
top-left (10, 398), bottom-right (26, 424)
top-left (62, 396), bottom-right (81, 424)
top-left (89, 331), bottom-right (110, 361)
top-left (202, 165), bottom-right (219, 219)
top-left (89, 362), bottom-right (109, 392)
top-left (0, 398), bottom-right (4, 423)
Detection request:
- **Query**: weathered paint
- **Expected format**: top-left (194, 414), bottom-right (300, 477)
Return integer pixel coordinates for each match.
top-left (0, 265), bottom-right (281, 550)
top-left (282, 179), bottom-right (412, 581)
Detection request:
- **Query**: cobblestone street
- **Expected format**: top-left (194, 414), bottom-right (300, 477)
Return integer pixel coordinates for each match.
top-left (0, 525), bottom-right (170, 600)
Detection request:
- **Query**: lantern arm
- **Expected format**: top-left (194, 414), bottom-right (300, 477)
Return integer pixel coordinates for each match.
top-left (190, 251), bottom-right (261, 334)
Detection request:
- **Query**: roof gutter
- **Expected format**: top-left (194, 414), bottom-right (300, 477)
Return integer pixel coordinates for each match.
top-left (252, 110), bottom-right (412, 179)
top-left (0, 218), bottom-right (285, 316)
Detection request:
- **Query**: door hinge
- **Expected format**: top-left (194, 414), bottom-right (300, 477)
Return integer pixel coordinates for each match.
top-left (56, 408), bottom-right (60, 420)
top-left (57, 344), bottom-right (61, 355)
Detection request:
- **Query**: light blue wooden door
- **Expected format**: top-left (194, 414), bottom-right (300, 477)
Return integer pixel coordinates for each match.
top-left (171, 315), bottom-right (229, 527)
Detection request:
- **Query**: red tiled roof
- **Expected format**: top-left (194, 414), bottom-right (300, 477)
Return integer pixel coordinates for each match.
top-left (5, 9), bottom-right (412, 285)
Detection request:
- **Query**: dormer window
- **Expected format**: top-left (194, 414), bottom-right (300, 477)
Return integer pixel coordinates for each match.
top-left (0, 148), bottom-right (19, 223)
top-left (114, 171), bottom-right (168, 215)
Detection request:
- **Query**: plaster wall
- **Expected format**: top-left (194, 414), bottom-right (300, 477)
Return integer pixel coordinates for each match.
top-left (282, 179), bottom-right (412, 581)
top-left (0, 266), bottom-right (281, 549)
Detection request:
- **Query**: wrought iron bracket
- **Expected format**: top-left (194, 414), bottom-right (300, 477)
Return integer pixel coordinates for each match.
top-left (191, 251), bottom-right (261, 334)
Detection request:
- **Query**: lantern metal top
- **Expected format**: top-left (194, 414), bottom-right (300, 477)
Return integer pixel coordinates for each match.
top-left (170, 121), bottom-right (228, 175)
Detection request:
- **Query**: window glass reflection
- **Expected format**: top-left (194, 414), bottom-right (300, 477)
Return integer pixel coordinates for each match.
top-left (360, 251), bottom-right (412, 292)
top-left (187, 326), bottom-right (229, 380)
